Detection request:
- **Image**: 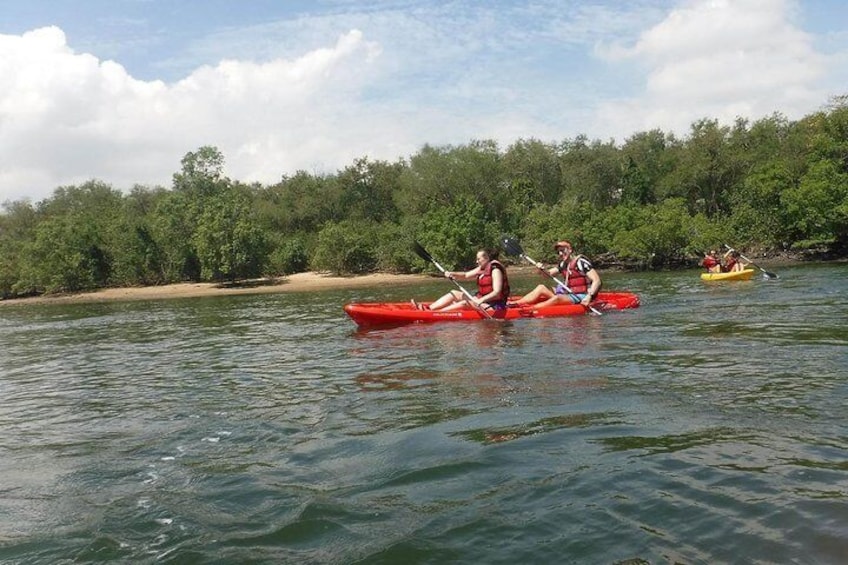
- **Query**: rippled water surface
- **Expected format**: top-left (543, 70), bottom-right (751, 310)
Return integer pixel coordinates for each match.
top-left (1, 264), bottom-right (847, 563)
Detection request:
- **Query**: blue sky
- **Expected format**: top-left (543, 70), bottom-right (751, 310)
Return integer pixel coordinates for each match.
top-left (2, 0), bottom-right (847, 204)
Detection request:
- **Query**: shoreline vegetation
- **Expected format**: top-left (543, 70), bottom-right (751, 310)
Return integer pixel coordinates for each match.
top-left (2, 253), bottom-right (832, 307)
top-left (4, 103), bottom-right (848, 303)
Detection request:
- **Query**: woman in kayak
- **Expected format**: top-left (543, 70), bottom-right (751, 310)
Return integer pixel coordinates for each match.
top-left (722, 249), bottom-right (750, 272)
top-left (413, 248), bottom-right (510, 311)
top-left (510, 240), bottom-right (601, 309)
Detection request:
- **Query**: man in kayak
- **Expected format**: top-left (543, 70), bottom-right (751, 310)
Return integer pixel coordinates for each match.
top-left (412, 248), bottom-right (510, 311)
top-left (510, 240), bottom-right (601, 309)
top-left (702, 250), bottom-right (722, 273)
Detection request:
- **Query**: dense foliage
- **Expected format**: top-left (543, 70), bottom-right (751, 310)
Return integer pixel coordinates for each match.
top-left (2, 100), bottom-right (847, 298)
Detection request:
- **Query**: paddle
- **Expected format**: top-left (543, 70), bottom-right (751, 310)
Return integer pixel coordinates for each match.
top-left (412, 241), bottom-right (493, 319)
top-left (724, 245), bottom-right (778, 279)
top-left (502, 237), bottom-right (602, 316)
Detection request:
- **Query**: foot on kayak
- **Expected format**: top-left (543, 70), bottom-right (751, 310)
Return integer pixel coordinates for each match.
top-left (411, 299), bottom-right (429, 311)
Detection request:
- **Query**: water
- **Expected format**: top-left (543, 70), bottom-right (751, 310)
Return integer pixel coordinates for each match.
top-left (1, 264), bottom-right (846, 564)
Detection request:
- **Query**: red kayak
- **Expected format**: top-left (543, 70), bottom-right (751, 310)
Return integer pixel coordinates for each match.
top-left (344, 292), bottom-right (640, 327)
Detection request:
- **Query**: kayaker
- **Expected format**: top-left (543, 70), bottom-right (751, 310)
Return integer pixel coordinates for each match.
top-left (722, 249), bottom-right (749, 272)
top-left (701, 250), bottom-right (722, 273)
top-left (510, 240), bottom-right (601, 309)
top-left (412, 248), bottom-right (510, 311)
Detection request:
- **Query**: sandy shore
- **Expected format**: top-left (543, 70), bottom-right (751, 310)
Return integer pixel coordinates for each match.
top-left (0, 257), bottom-right (812, 307)
top-left (0, 272), bottom-right (433, 307)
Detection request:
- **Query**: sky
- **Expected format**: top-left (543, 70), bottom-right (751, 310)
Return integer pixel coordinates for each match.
top-left (1, 0), bottom-right (847, 205)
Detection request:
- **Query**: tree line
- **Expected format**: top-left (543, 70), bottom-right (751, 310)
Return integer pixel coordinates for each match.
top-left (1, 98), bottom-right (847, 299)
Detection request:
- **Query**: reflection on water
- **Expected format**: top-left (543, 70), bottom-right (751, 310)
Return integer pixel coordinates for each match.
top-left (455, 411), bottom-right (621, 444)
top-left (0, 264), bottom-right (846, 563)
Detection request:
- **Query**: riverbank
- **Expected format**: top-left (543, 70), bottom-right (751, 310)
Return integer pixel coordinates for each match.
top-left (1, 254), bottom-right (827, 308)
top-left (0, 272), bottom-right (433, 307)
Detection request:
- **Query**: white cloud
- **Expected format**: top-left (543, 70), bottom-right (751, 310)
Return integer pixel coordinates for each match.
top-left (592, 0), bottom-right (827, 139)
top-left (0, 26), bottom-right (385, 203)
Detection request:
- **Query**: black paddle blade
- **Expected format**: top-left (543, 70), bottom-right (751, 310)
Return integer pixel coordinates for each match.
top-left (412, 241), bottom-right (433, 263)
top-left (501, 236), bottom-right (524, 257)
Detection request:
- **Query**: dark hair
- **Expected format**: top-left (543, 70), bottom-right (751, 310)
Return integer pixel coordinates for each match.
top-left (479, 247), bottom-right (499, 260)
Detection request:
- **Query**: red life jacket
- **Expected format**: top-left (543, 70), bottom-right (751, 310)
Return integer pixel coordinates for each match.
top-left (476, 260), bottom-right (510, 302)
top-left (559, 255), bottom-right (590, 294)
top-left (723, 258), bottom-right (738, 272)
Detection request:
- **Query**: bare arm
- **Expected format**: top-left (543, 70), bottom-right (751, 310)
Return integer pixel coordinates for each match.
top-left (446, 266), bottom-right (481, 280)
top-left (581, 268), bottom-right (602, 305)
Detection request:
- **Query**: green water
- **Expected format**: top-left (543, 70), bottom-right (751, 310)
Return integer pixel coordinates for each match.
top-left (1, 264), bottom-right (846, 563)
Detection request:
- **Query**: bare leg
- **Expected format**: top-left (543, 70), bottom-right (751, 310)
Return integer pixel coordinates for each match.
top-left (429, 289), bottom-right (464, 311)
top-left (440, 295), bottom-right (483, 312)
top-left (532, 293), bottom-right (577, 309)
top-left (512, 284), bottom-right (554, 305)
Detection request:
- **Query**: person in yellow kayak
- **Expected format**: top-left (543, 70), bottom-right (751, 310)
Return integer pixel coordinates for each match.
top-left (412, 247), bottom-right (510, 312)
top-left (722, 249), bottom-right (749, 272)
top-left (701, 250), bottom-right (722, 273)
top-left (510, 240), bottom-right (601, 309)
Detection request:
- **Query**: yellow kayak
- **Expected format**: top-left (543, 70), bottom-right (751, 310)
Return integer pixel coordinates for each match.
top-left (700, 269), bottom-right (755, 281)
